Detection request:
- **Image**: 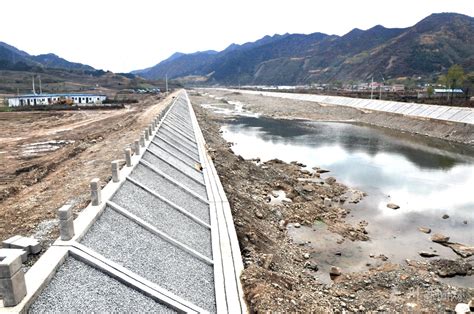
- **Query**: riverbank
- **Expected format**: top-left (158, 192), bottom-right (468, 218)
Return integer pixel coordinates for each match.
top-left (200, 89), bottom-right (474, 145)
top-left (190, 92), bottom-right (474, 312)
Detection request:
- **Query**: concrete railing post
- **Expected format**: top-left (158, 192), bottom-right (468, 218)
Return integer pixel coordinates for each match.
top-left (58, 204), bottom-right (74, 241)
top-left (134, 140), bottom-right (141, 155)
top-left (148, 125), bottom-right (153, 135)
top-left (90, 178), bottom-right (101, 206)
top-left (0, 250), bottom-right (27, 307)
top-left (124, 148), bottom-right (132, 167)
top-left (144, 129), bottom-right (150, 141)
top-left (140, 134), bottom-right (146, 147)
top-left (111, 160), bottom-right (120, 183)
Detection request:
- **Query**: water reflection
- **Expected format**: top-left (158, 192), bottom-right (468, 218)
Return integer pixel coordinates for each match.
top-left (222, 117), bottom-right (474, 248)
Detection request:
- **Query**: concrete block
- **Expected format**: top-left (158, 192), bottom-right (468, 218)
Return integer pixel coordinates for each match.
top-left (0, 249), bottom-right (23, 278)
top-left (134, 140), bottom-right (141, 155)
top-left (111, 160), bottom-right (120, 183)
top-left (57, 204), bottom-right (73, 220)
top-left (124, 148), bottom-right (132, 167)
top-left (2, 235), bottom-right (22, 248)
top-left (59, 216), bottom-right (75, 241)
top-left (0, 249), bottom-right (27, 263)
top-left (0, 269), bottom-right (27, 307)
top-left (7, 237), bottom-right (41, 255)
top-left (90, 178), bottom-right (102, 206)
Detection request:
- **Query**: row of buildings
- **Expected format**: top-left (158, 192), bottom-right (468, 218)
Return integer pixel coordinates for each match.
top-left (7, 93), bottom-right (107, 107)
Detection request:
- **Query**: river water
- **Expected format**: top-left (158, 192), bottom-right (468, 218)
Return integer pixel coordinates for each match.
top-left (219, 113), bottom-right (474, 286)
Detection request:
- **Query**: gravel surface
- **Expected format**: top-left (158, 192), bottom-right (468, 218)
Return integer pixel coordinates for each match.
top-left (143, 151), bottom-right (204, 184)
top-left (163, 120), bottom-right (194, 137)
top-left (161, 124), bottom-right (196, 142)
top-left (142, 152), bottom-right (207, 197)
top-left (153, 138), bottom-right (199, 161)
top-left (112, 181), bottom-right (212, 258)
top-left (155, 133), bottom-right (199, 157)
top-left (158, 127), bottom-right (199, 151)
top-left (30, 257), bottom-right (176, 313)
top-left (130, 164), bottom-right (210, 224)
top-left (81, 208), bottom-right (216, 313)
top-left (149, 142), bottom-right (197, 168)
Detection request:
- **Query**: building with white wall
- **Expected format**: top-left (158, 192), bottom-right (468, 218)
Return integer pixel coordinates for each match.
top-left (8, 94), bottom-right (107, 107)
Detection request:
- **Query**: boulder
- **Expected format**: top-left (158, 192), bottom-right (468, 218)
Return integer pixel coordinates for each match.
top-left (418, 227), bottom-right (431, 234)
top-left (387, 203), bottom-right (400, 210)
top-left (330, 266), bottom-right (342, 276)
top-left (431, 233), bottom-right (450, 243)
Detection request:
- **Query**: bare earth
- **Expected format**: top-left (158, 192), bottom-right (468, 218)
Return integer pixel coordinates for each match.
top-left (190, 91), bottom-right (473, 313)
top-left (0, 93), bottom-right (174, 253)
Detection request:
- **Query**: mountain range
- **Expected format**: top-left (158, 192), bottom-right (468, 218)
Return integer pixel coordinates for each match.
top-left (133, 13), bottom-right (474, 85)
top-left (0, 42), bottom-right (95, 72)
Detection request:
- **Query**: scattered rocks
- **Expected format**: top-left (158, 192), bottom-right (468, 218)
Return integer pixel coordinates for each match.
top-left (255, 210), bottom-right (264, 219)
top-left (325, 177), bottom-right (337, 185)
top-left (387, 203), bottom-right (400, 210)
top-left (294, 223), bottom-right (301, 228)
top-left (442, 214), bottom-right (450, 219)
top-left (303, 253), bottom-right (310, 259)
top-left (418, 227), bottom-right (431, 234)
top-left (431, 233), bottom-right (450, 243)
top-left (443, 243), bottom-right (474, 258)
top-left (330, 266), bottom-right (342, 276)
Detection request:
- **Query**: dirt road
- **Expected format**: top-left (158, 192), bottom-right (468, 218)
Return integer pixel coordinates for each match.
top-left (0, 93), bottom-right (174, 248)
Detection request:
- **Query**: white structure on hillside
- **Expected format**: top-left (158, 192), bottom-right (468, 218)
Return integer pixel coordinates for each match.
top-left (8, 94), bottom-right (107, 107)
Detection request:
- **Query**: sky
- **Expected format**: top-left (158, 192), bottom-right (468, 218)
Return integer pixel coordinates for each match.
top-left (0, 0), bottom-right (473, 73)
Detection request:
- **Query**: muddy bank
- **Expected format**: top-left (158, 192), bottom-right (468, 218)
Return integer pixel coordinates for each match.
top-left (201, 89), bottom-right (474, 145)
top-left (190, 94), bottom-right (474, 312)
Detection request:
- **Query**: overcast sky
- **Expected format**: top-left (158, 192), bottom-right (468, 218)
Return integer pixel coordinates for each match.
top-left (1, 0), bottom-right (472, 73)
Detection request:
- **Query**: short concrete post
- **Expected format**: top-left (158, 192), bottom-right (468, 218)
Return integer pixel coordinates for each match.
top-left (90, 178), bottom-right (101, 206)
top-left (144, 129), bottom-right (150, 141)
top-left (134, 140), bottom-right (141, 155)
top-left (0, 250), bottom-right (27, 307)
top-left (111, 160), bottom-right (120, 182)
top-left (140, 134), bottom-right (146, 147)
top-left (148, 124), bottom-right (153, 134)
top-left (58, 204), bottom-right (74, 241)
top-left (124, 148), bottom-right (132, 167)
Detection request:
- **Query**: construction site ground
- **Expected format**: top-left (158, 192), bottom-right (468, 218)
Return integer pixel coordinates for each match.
top-left (0, 93), bottom-right (173, 257)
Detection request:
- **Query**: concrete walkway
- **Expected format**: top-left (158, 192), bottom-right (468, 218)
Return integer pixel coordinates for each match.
top-left (3, 91), bottom-right (246, 313)
top-left (222, 89), bottom-right (474, 125)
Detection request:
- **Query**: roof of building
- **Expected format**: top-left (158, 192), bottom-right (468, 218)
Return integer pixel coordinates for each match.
top-left (434, 89), bottom-right (463, 93)
top-left (9, 93), bottom-right (107, 99)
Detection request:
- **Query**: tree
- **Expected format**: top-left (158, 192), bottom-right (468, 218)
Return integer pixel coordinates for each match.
top-left (427, 86), bottom-right (434, 98)
top-left (446, 64), bottom-right (465, 89)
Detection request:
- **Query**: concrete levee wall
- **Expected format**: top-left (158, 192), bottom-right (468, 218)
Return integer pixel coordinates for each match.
top-left (229, 89), bottom-right (474, 125)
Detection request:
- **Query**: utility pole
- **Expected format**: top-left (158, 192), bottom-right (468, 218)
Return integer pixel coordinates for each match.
top-left (165, 74), bottom-right (168, 93)
top-left (32, 76), bottom-right (36, 95)
top-left (39, 75), bottom-right (42, 95)
top-left (370, 76), bottom-right (374, 99)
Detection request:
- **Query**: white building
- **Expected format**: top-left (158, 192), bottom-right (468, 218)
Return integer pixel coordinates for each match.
top-left (8, 94), bottom-right (107, 107)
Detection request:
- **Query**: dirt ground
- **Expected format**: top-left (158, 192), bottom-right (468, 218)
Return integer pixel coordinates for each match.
top-left (0, 92), bottom-right (175, 250)
top-left (190, 91), bottom-right (474, 313)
